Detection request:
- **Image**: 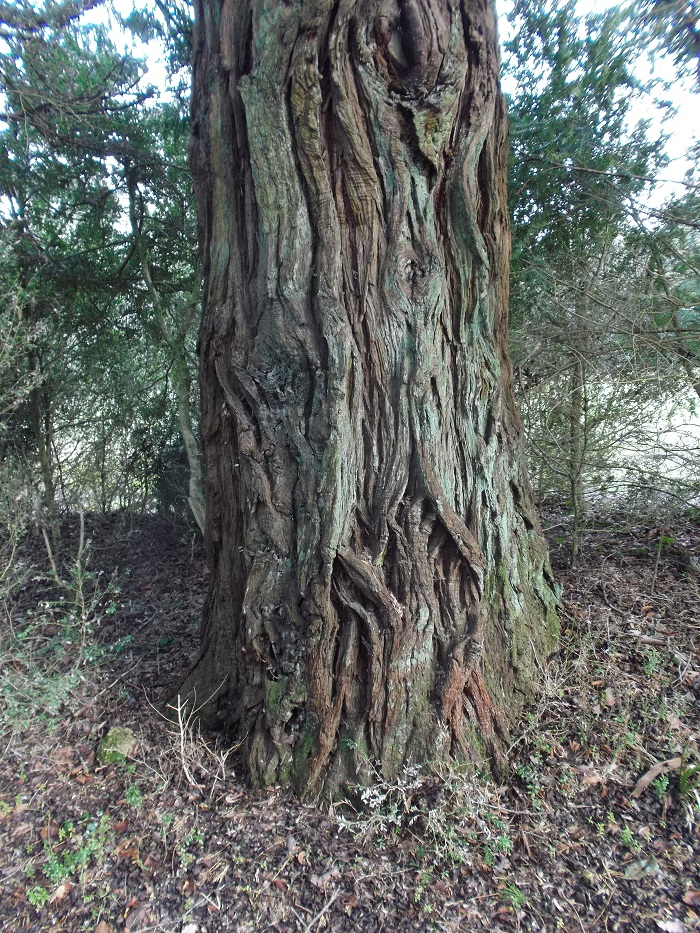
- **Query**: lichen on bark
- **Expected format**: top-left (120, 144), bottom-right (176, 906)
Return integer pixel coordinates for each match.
top-left (183, 0), bottom-right (559, 799)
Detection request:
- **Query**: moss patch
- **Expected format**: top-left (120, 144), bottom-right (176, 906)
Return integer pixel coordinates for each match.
top-left (97, 727), bottom-right (138, 765)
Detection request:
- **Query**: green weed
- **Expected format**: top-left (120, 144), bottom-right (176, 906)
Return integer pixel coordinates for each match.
top-left (42, 812), bottom-right (114, 887)
top-left (502, 881), bottom-right (528, 910)
top-left (27, 885), bottom-right (50, 908)
top-left (642, 648), bottom-right (662, 677)
top-left (619, 825), bottom-right (640, 851)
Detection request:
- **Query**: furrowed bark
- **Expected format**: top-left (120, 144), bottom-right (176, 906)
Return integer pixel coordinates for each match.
top-left (183, 0), bottom-right (559, 798)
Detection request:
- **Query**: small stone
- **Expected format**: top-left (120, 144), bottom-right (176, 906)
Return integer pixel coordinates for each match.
top-left (97, 726), bottom-right (138, 765)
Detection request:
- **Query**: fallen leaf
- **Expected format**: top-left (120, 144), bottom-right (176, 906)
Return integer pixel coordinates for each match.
top-left (49, 881), bottom-right (73, 903)
top-left (683, 889), bottom-right (700, 907)
top-left (40, 821), bottom-right (60, 840)
top-left (94, 922), bottom-right (113, 933)
top-left (656, 921), bottom-right (687, 932)
top-left (632, 758), bottom-right (682, 798)
top-left (116, 842), bottom-right (138, 860)
top-left (604, 688), bottom-right (616, 707)
top-left (668, 714), bottom-right (692, 736)
top-left (577, 766), bottom-right (603, 787)
top-left (124, 905), bottom-right (151, 931)
top-left (624, 857), bottom-right (660, 880)
top-left (310, 867), bottom-right (340, 888)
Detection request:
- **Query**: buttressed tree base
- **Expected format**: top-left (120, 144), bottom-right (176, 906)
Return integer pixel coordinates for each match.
top-left (184, 0), bottom-right (559, 798)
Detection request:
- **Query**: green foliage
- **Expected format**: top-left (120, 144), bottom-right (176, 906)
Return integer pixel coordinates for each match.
top-left (515, 755), bottom-right (544, 804)
top-left (501, 880), bottom-right (528, 910)
top-left (505, 1), bottom-right (700, 529)
top-left (42, 812), bottom-right (114, 887)
top-left (0, 0), bottom-right (201, 523)
top-left (26, 885), bottom-right (50, 909)
top-left (177, 825), bottom-right (204, 870)
top-left (336, 757), bottom-right (516, 871)
top-left (506, 1), bottom-right (660, 271)
top-left (678, 760), bottom-right (700, 796)
top-left (618, 824), bottom-right (641, 851)
top-left (125, 784), bottom-right (144, 808)
top-left (634, 0), bottom-right (700, 89)
top-left (483, 814), bottom-right (514, 866)
top-left (643, 647), bottom-right (663, 676)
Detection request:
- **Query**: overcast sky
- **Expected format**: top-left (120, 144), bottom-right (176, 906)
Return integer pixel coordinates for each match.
top-left (94, 0), bottom-right (696, 201)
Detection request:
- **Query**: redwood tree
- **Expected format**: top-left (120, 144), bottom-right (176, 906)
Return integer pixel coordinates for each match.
top-left (184, 0), bottom-right (559, 797)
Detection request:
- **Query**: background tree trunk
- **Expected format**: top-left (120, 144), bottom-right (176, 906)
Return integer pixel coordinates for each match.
top-left (127, 172), bottom-right (206, 534)
top-left (184, 0), bottom-right (559, 797)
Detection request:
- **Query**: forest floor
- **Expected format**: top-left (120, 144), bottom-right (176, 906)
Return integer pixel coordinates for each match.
top-left (0, 507), bottom-right (699, 933)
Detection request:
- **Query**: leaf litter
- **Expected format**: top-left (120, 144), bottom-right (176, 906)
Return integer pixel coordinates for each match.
top-left (0, 508), bottom-right (698, 931)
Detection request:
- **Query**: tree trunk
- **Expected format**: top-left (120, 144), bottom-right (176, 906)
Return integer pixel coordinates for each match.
top-left (28, 354), bottom-right (57, 538)
top-left (567, 349), bottom-right (586, 567)
top-left (184, 0), bottom-right (559, 798)
top-left (127, 172), bottom-right (206, 534)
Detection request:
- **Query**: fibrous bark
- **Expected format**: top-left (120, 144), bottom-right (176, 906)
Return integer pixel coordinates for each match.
top-left (184, 0), bottom-right (559, 797)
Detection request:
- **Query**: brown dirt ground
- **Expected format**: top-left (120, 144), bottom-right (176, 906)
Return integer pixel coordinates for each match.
top-left (0, 509), bottom-right (699, 932)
